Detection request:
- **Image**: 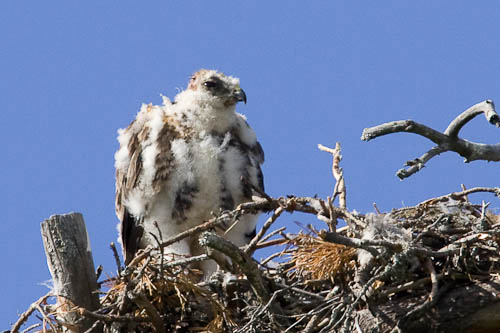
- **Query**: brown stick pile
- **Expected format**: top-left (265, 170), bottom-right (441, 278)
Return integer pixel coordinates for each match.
top-left (10, 143), bottom-right (500, 333)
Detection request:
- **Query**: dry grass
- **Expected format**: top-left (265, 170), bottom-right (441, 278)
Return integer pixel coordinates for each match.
top-left (288, 233), bottom-right (356, 281)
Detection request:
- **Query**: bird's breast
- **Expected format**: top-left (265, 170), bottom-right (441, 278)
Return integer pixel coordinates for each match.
top-left (162, 134), bottom-right (249, 227)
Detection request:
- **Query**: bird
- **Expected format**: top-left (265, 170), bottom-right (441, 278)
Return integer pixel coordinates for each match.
top-left (114, 69), bottom-right (264, 273)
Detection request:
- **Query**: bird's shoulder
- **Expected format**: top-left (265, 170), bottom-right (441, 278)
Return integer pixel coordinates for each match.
top-left (115, 103), bottom-right (189, 217)
top-left (230, 113), bottom-right (265, 165)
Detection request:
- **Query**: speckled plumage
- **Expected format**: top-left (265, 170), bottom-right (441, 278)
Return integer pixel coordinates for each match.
top-left (114, 70), bottom-right (264, 272)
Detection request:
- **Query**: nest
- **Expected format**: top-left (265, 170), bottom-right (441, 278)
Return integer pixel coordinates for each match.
top-left (10, 185), bottom-right (500, 333)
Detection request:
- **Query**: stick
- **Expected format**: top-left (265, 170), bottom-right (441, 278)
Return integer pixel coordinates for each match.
top-left (199, 232), bottom-right (271, 303)
top-left (127, 291), bottom-right (165, 333)
top-left (318, 143), bottom-right (347, 210)
top-left (110, 242), bottom-right (123, 273)
top-left (10, 293), bottom-right (51, 333)
top-left (245, 207), bottom-right (284, 255)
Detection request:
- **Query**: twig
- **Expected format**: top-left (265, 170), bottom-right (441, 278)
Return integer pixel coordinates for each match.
top-left (423, 258), bottom-right (439, 301)
top-left (245, 207), bottom-right (284, 255)
top-left (164, 253), bottom-right (209, 267)
top-left (255, 237), bottom-right (289, 249)
top-left (11, 293), bottom-right (52, 333)
top-left (420, 187), bottom-right (500, 206)
top-left (110, 242), bottom-right (123, 273)
top-left (333, 266), bottom-right (387, 331)
top-left (127, 290), bottom-right (165, 333)
top-left (96, 265), bottom-right (103, 281)
top-left (241, 176), bottom-right (273, 203)
top-left (397, 282), bottom-right (454, 329)
top-left (258, 226), bottom-right (287, 244)
top-left (150, 221), bottom-right (165, 277)
top-left (199, 232), bottom-right (271, 303)
top-left (126, 213), bottom-right (231, 269)
top-left (304, 288), bottom-right (337, 333)
top-left (35, 303), bottom-right (60, 332)
top-left (236, 288), bottom-right (286, 333)
top-left (396, 145), bottom-right (446, 179)
top-left (320, 230), bottom-right (390, 257)
top-left (378, 273), bottom-right (444, 298)
top-left (20, 323), bottom-right (41, 333)
top-left (318, 143), bottom-right (347, 210)
top-left (275, 282), bottom-right (326, 301)
top-left (413, 214), bottom-right (449, 243)
top-left (260, 247), bottom-right (289, 267)
top-left (461, 184), bottom-right (470, 203)
top-left (77, 306), bottom-right (149, 323)
top-left (83, 320), bottom-right (103, 333)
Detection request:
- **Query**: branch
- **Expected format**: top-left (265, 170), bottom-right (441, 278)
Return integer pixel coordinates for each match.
top-left (318, 143), bottom-right (347, 210)
top-left (125, 213), bottom-right (231, 269)
top-left (76, 306), bottom-right (149, 324)
top-left (245, 206), bottom-right (284, 256)
top-left (10, 293), bottom-right (51, 333)
top-left (127, 291), bottom-right (165, 333)
top-left (361, 100), bottom-right (500, 179)
top-left (445, 100), bottom-right (499, 137)
top-left (420, 186), bottom-right (500, 205)
top-left (199, 232), bottom-right (271, 304)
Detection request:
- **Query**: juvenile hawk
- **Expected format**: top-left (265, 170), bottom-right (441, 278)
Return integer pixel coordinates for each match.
top-left (114, 70), bottom-right (264, 272)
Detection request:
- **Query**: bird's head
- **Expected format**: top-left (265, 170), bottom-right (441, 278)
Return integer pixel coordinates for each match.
top-left (186, 69), bottom-right (247, 108)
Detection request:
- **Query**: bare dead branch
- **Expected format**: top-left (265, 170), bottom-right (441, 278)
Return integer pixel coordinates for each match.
top-left (76, 306), bottom-right (148, 324)
top-left (245, 206), bottom-right (284, 255)
top-left (241, 175), bottom-right (274, 203)
top-left (125, 214), bottom-right (231, 269)
top-left (444, 100), bottom-right (499, 138)
top-left (110, 242), bottom-right (122, 273)
top-left (303, 288), bottom-right (337, 333)
top-left (255, 237), bottom-right (289, 249)
top-left (318, 143), bottom-right (347, 210)
top-left (257, 226), bottom-right (286, 245)
top-left (361, 119), bottom-right (448, 144)
top-left (396, 145), bottom-right (446, 179)
top-left (379, 273), bottom-right (445, 298)
top-left (420, 186), bottom-right (500, 205)
top-left (361, 100), bottom-right (500, 179)
top-left (320, 230), bottom-right (391, 257)
top-left (199, 232), bottom-right (271, 304)
top-left (163, 253), bottom-right (209, 268)
top-left (127, 291), bottom-right (165, 333)
top-left (424, 258), bottom-right (439, 301)
top-left (11, 293), bottom-right (52, 333)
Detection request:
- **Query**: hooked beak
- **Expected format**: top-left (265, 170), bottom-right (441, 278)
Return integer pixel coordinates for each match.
top-left (233, 88), bottom-right (247, 104)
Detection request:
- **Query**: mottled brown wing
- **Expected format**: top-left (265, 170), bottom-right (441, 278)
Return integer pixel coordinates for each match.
top-left (151, 116), bottom-right (179, 193)
top-left (115, 114), bottom-right (181, 264)
top-left (115, 119), bottom-right (149, 264)
top-left (229, 124), bottom-right (265, 195)
top-left (251, 141), bottom-right (265, 192)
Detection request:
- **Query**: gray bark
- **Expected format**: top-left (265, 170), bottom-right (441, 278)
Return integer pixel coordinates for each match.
top-left (41, 212), bottom-right (100, 332)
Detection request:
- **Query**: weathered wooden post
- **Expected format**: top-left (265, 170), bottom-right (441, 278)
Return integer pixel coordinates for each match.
top-left (41, 212), bottom-right (100, 332)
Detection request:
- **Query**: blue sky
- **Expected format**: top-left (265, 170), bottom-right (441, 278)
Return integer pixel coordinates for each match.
top-left (3, 2), bottom-right (500, 327)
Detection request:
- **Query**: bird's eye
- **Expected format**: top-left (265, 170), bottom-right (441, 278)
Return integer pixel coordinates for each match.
top-left (203, 81), bottom-right (217, 88)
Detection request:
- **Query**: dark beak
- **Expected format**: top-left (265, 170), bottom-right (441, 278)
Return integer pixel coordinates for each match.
top-left (234, 88), bottom-right (247, 104)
